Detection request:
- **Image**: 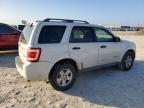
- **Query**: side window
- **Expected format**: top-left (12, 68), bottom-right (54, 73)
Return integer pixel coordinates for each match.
top-left (70, 26), bottom-right (95, 43)
top-left (0, 25), bottom-right (16, 34)
top-left (94, 28), bottom-right (114, 42)
top-left (38, 26), bottom-right (66, 44)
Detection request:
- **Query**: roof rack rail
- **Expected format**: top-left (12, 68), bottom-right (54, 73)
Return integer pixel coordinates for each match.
top-left (43, 18), bottom-right (89, 24)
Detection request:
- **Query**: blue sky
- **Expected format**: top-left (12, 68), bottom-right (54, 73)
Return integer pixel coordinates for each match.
top-left (0, 0), bottom-right (144, 26)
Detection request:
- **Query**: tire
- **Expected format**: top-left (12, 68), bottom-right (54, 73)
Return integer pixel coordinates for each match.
top-left (118, 51), bottom-right (135, 71)
top-left (49, 63), bottom-right (77, 91)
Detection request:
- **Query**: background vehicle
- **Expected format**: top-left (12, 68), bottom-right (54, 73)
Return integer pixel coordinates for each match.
top-left (18, 25), bottom-right (25, 31)
top-left (15, 18), bottom-right (136, 91)
top-left (0, 23), bottom-right (21, 50)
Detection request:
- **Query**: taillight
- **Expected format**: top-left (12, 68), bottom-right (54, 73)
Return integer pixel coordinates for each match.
top-left (27, 48), bottom-right (41, 62)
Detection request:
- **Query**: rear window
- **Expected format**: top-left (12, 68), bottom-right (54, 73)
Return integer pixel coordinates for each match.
top-left (38, 26), bottom-right (66, 44)
top-left (20, 23), bottom-right (34, 44)
top-left (0, 24), bottom-right (16, 34)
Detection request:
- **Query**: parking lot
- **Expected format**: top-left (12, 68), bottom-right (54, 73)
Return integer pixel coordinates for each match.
top-left (0, 35), bottom-right (144, 108)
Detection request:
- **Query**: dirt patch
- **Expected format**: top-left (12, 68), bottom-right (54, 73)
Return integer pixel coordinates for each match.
top-left (112, 31), bottom-right (144, 35)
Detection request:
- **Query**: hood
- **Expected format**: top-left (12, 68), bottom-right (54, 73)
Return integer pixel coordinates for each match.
top-left (121, 39), bottom-right (135, 44)
top-left (121, 39), bottom-right (136, 50)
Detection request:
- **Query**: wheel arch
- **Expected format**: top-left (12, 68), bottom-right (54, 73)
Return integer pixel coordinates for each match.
top-left (125, 49), bottom-right (135, 58)
top-left (120, 49), bottom-right (136, 61)
top-left (48, 58), bottom-right (80, 79)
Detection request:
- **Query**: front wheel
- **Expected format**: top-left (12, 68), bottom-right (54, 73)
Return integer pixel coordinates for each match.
top-left (49, 63), bottom-right (77, 91)
top-left (118, 51), bottom-right (135, 71)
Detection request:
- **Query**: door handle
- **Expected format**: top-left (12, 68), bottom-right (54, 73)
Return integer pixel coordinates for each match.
top-left (72, 47), bottom-right (81, 50)
top-left (100, 45), bottom-right (107, 48)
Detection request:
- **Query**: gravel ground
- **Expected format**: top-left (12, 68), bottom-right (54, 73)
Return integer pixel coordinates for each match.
top-left (0, 36), bottom-right (144, 108)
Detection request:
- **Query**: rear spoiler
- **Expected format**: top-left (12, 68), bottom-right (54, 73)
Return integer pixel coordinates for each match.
top-left (22, 20), bottom-right (27, 25)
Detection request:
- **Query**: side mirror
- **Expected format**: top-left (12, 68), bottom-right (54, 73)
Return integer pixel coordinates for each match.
top-left (114, 36), bottom-right (121, 42)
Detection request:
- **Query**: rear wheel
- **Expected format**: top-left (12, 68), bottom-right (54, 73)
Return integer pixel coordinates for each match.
top-left (49, 63), bottom-right (77, 91)
top-left (119, 51), bottom-right (135, 71)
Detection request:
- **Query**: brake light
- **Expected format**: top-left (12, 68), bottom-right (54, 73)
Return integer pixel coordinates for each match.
top-left (27, 48), bottom-right (41, 62)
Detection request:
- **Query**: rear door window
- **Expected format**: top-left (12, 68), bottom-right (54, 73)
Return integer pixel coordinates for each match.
top-left (69, 26), bottom-right (95, 43)
top-left (38, 26), bottom-right (66, 44)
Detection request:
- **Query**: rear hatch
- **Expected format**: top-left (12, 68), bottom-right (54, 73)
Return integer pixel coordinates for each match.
top-left (19, 23), bottom-right (36, 63)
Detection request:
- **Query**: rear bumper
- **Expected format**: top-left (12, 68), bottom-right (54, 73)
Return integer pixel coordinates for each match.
top-left (15, 56), bottom-right (53, 80)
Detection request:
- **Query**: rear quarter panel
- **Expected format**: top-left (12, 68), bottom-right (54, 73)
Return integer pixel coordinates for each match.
top-left (32, 22), bottom-right (71, 64)
top-left (0, 34), bottom-right (19, 46)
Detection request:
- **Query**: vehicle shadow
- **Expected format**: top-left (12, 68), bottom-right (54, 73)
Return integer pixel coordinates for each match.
top-left (0, 51), bottom-right (18, 68)
top-left (64, 60), bottom-right (144, 108)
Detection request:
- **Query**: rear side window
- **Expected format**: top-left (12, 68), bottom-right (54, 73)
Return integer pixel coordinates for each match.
top-left (0, 25), bottom-right (16, 34)
top-left (38, 26), bottom-right (66, 44)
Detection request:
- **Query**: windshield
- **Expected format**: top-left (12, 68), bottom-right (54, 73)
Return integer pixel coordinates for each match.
top-left (20, 23), bottom-right (34, 44)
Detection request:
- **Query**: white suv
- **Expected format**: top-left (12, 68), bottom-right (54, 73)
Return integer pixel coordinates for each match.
top-left (15, 18), bottom-right (136, 91)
